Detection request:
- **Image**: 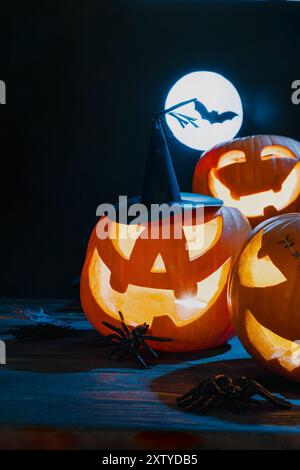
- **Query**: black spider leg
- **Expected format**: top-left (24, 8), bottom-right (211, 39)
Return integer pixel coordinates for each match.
top-left (109, 343), bottom-right (132, 362)
top-left (100, 321), bottom-right (128, 360)
top-left (142, 336), bottom-right (172, 342)
top-left (108, 338), bottom-right (128, 359)
top-left (191, 394), bottom-right (223, 414)
top-left (102, 321), bottom-right (127, 339)
top-left (179, 382), bottom-right (221, 413)
top-left (99, 333), bottom-right (122, 343)
top-left (177, 378), bottom-right (214, 408)
top-left (178, 388), bottom-right (213, 411)
top-left (118, 311), bottom-right (131, 336)
top-left (186, 383), bottom-right (219, 412)
top-left (141, 341), bottom-right (159, 359)
top-left (235, 376), bottom-right (254, 399)
top-left (129, 343), bottom-right (148, 369)
top-left (177, 378), bottom-right (212, 404)
top-left (238, 377), bottom-right (291, 408)
top-left (238, 378), bottom-right (292, 409)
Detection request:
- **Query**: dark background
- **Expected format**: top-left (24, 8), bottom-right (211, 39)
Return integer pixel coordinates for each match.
top-left (1, 0), bottom-right (300, 299)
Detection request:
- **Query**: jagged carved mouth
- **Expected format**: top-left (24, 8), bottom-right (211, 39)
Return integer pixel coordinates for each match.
top-left (88, 249), bottom-right (231, 327)
top-left (246, 309), bottom-right (300, 372)
top-left (208, 163), bottom-right (300, 217)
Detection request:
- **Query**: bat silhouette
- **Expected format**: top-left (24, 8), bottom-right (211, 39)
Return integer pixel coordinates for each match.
top-left (158, 98), bottom-right (238, 128)
top-left (193, 100), bottom-right (238, 124)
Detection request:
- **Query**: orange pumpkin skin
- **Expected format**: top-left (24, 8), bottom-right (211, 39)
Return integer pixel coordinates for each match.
top-left (193, 135), bottom-right (300, 228)
top-left (81, 206), bottom-right (251, 352)
top-left (228, 213), bottom-right (300, 381)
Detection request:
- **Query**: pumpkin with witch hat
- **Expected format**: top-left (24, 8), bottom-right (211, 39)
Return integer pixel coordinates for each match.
top-left (80, 117), bottom-right (251, 351)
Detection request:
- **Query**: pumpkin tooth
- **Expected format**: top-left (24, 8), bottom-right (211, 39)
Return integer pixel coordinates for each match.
top-left (273, 182), bottom-right (283, 193)
top-left (263, 205), bottom-right (277, 218)
top-left (230, 190), bottom-right (240, 201)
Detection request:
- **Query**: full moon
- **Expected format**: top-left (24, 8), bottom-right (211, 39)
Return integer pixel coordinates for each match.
top-left (165, 71), bottom-right (243, 151)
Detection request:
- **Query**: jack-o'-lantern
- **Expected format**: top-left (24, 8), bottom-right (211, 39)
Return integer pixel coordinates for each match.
top-left (193, 135), bottom-right (300, 228)
top-left (229, 213), bottom-right (300, 381)
top-left (81, 118), bottom-right (251, 352)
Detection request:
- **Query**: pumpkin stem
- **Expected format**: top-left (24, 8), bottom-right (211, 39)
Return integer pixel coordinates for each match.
top-left (141, 117), bottom-right (182, 205)
top-left (155, 98), bottom-right (197, 118)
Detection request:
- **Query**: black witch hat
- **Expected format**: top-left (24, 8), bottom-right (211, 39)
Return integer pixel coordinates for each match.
top-left (112, 114), bottom-right (223, 223)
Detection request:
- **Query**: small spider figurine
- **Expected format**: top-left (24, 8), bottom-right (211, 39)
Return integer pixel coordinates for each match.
top-left (101, 311), bottom-right (172, 368)
top-left (177, 374), bottom-right (292, 413)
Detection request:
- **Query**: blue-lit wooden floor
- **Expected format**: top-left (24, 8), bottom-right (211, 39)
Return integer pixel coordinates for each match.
top-left (0, 299), bottom-right (300, 450)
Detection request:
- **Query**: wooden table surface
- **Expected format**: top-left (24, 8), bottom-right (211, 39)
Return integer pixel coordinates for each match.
top-left (1, 298), bottom-right (300, 450)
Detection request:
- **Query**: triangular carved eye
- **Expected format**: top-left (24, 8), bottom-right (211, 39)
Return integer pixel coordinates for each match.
top-left (183, 216), bottom-right (222, 261)
top-left (238, 232), bottom-right (287, 288)
top-left (261, 145), bottom-right (297, 161)
top-left (109, 222), bottom-right (146, 260)
top-left (216, 150), bottom-right (246, 169)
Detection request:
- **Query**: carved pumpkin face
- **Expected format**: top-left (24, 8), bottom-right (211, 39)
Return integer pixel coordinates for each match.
top-left (193, 135), bottom-right (300, 228)
top-left (229, 213), bottom-right (300, 381)
top-left (81, 206), bottom-right (250, 352)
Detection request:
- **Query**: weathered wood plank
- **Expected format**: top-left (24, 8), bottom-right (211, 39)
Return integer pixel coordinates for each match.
top-left (0, 299), bottom-right (300, 449)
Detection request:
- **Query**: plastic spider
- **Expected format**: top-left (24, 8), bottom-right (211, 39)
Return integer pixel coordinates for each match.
top-left (177, 374), bottom-right (292, 413)
top-left (101, 311), bottom-right (172, 368)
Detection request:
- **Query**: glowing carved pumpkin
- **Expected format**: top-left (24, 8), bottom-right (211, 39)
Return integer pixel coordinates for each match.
top-left (229, 213), bottom-right (300, 381)
top-left (81, 118), bottom-right (251, 352)
top-left (193, 135), bottom-right (300, 228)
